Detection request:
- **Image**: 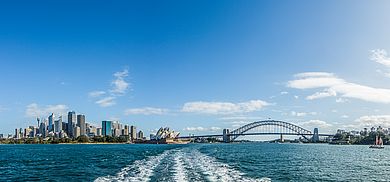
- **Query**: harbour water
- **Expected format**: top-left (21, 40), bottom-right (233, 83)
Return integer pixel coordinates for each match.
top-left (1, 143), bottom-right (390, 181)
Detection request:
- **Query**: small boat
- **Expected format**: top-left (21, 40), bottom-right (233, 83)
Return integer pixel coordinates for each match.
top-left (369, 135), bottom-right (384, 149)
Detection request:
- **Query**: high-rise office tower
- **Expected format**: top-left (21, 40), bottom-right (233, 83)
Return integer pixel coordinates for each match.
top-left (137, 130), bottom-right (144, 139)
top-left (130, 126), bottom-right (137, 140)
top-left (124, 125), bottom-right (129, 136)
top-left (67, 111), bottom-right (76, 138)
top-left (54, 116), bottom-right (62, 133)
top-left (74, 126), bottom-right (81, 138)
top-left (39, 121), bottom-right (47, 137)
top-left (102, 121), bottom-right (112, 136)
top-left (96, 128), bottom-right (102, 136)
top-left (48, 113), bottom-right (55, 132)
top-left (77, 114), bottom-right (86, 136)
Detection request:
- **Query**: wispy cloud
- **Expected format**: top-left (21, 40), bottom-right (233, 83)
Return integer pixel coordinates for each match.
top-left (95, 97), bottom-right (116, 107)
top-left (371, 49), bottom-right (390, 67)
top-left (88, 91), bottom-right (106, 97)
top-left (280, 91), bottom-right (289, 95)
top-left (355, 115), bottom-right (390, 128)
top-left (287, 72), bottom-right (390, 103)
top-left (110, 69), bottom-right (130, 95)
top-left (182, 100), bottom-right (270, 115)
top-left (219, 116), bottom-right (264, 121)
top-left (124, 107), bottom-right (167, 115)
top-left (370, 49), bottom-right (390, 78)
top-left (183, 126), bottom-right (221, 132)
top-left (291, 111), bottom-right (317, 117)
top-left (298, 119), bottom-right (333, 128)
top-left (25, 103), bottom-right (68, 118)
top-left (89, 68), bottom-right (130, 107)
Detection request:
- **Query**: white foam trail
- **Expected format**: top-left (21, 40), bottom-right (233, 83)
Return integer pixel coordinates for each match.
top-left (189, 150), bottom-right (270, 182)
top-left (94, 150), bottom-right (171, 182)
top-left (173, 151), bottom-right (188, 182)
top-left (95, 148), bottom-right (271, 182)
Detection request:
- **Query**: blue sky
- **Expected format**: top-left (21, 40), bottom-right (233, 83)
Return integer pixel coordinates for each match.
top-left (1, 1), bottom-right (390, 137)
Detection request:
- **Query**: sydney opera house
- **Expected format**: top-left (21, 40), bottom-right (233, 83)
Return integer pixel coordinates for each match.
top-left (148, 127), bottom-right (189, 144)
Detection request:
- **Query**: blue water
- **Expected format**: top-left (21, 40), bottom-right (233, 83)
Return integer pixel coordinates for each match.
top-left (1, 143), bottom-right (390, 181)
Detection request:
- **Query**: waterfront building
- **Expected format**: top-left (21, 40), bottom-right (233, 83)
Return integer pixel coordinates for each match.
top-left (130, 126), bottom-right (137, 140)
top-left (74, 126), bottom-right (81, 138)
top-left (54, 116), bottom-right (62, 133)
top-left (96, 128), bottom-right (102, 136)
top-left (62, 122), bottom-right (67, 134)
top-left (48, 113), bottom-right (55, 132)
top-left (114, 128), bottom-right (121, 137)
top-left (124, 125), bottom-right (129, 136)
top-left (87, 125), bottom-right (97, 136)
top-left (0, 134), bottom-right (3, 138)
top-left (24, 128), bottom-right (32, 138)
top-left (102, 121), bottom-right (112, 136)
top-left (137, 130), bottom-right (144, 139)
top-left (67, 111), bottom-right (76, 138)
top-left (77, 114), bottom-right (86, 136)
top-left (39, 121), bottom-right (47, 137)
top-left (15, 128), bottom-right (21, 139)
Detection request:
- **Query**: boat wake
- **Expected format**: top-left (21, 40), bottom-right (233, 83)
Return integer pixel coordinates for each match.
top-left (95, 148), bottom-right (271, 182)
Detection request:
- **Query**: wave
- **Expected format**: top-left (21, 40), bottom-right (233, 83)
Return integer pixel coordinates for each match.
top-left (95, 147), bottom-right (271, 182)
top-left (94, 150), bottom-right (171, 182)
top-left (184, 149), bottom-right (270, 182)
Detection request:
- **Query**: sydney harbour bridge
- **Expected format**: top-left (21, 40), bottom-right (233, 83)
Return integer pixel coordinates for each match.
top-left (179, 120), bottom-right (334, 143)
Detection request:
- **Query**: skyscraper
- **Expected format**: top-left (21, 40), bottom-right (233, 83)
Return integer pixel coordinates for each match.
top-left (102, 121), bottom-right (112, 136)
top-left (54, 116), bottom-right (62, 133)
top-left (48, 113), bottom-right (55, 132)
top-left (137, 130), bottom-right (144, 139)
top-left (77, 114), bottom-right (86, 136)
top-left (74, 126), bottom-right (81, 138)
top-left (39, 121), bottom-right (47, 137)
top-left (67, 111), bottom-right (76, 138)
top-left (124, 125), bottom-right (129, 136)
top-left (130, 126), bottom-right (137, 140)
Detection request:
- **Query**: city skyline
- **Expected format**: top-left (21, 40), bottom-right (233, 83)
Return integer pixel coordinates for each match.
top-left (2, 1), bottom-right (390, 137)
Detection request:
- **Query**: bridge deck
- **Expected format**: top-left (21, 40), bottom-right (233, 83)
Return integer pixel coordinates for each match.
top-left (179, 132), bottom-right (334, 139)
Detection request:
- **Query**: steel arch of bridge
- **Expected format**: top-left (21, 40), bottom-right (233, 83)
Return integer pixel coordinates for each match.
top-left (229, 120), bottom-right (312, 142)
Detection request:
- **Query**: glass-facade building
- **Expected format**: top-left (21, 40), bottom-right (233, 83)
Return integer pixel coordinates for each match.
top-left (102, 121), bottom-right (112, 136)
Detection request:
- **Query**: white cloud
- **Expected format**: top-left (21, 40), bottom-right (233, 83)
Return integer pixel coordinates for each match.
top-left (370, 49), bottom-right (390, 67)
top-left (219, 116), bottom-right (264, 121)
top-left (298, 120), bottom-right (333, 128)
top-left (287, 72), bottom-right (390, 103)
top-left (371, 49), bottom-right (390, 78)
top-left (294, 95), bottom-right (299, 99)
top-left (341, 115), bottom-right (349, 119)
top-left (182, 100), bottom-right (270, 115)
top-left (90, 68), bottom-right (130, 107)
top-left (336, 98), bottom-right (348, 103)
top-left (95, 97), bottom-right (116, 107)
top-left (291, 111), bottom-right (317, 117)
top-left (110, 69), bottom-right (129, 95)
top-left (355, 115), bottom-right (390, 128)
top-left (88, 91), bottom-right (106, 97)
top-left (183, 126), bottom-right (221, 132)
top-left (124, 107), bottom-right (167, 115)
top-left (306, 89), bottom-right (337, 100)
top-left (280, 91), bottom-right (289, 95)
top-left (25, 103), bottom-right (68, 118)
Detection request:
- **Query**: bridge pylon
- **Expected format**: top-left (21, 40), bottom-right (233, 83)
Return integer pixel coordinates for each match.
top-left (280, 134), bottom-right (284, 143)
top-left (223, 129), bottom-right (230, 143)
